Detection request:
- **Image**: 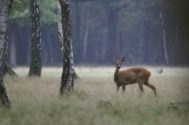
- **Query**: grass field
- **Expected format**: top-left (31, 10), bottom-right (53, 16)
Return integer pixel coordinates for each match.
top-left (0, 67), bottom-right (189, 125)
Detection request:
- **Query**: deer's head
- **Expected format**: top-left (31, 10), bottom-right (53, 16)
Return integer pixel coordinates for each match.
top-left (114, 57), bottom-right (125, 69)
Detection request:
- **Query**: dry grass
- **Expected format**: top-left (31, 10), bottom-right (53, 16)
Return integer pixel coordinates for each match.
top-left (0, 67), bottom-right (189, 125)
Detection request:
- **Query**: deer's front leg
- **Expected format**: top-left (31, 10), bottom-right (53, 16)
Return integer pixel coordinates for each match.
top-left (122, 85), bottom-right (126, 94)
top-left (116, 85), bottom-right (120, 93)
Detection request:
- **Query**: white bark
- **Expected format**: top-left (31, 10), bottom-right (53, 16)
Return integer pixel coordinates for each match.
top-left (57, 1), bottom-right (63, 51)
top-left (59, 0), bottom-right (75, 94)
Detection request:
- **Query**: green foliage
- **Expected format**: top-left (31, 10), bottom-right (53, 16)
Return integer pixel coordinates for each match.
top-left (9, 0), bottom-right (29, 24)
top-left (41, 0), bottom-right (57, 24)
top-left (9, 0), bottom-right (160, 26)
top-left (9, 0), bottom-right (57, 25)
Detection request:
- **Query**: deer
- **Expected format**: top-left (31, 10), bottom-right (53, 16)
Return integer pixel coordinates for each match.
top-left (114, 57), bottom-right (157, 96)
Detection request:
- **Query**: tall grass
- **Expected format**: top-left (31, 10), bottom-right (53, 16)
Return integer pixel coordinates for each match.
top-left (0, 67), bottom-right (189, 125)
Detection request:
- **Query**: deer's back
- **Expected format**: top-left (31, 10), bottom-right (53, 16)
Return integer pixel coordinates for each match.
top-left (118, 67), bottom-right (151, 84)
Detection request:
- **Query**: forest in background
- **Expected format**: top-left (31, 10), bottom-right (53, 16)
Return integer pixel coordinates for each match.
top-left (8, 0), bottom-right (189, 66)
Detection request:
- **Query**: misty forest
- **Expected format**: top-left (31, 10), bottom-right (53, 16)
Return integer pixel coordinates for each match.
top-left (0, 0), bottom-right (189, 125)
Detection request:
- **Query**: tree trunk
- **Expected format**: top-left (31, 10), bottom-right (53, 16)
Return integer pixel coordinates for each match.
top-left (28, 0), bottom-right (42, 77)
top-left (159, 11), bottom-right (169, 65)
top-left (0, 0), bottom-right (11, 107)
top-left (106, 8), bottom-right (118, 63)
top-left (57, 1), bottom-right (63, 51)
top-left (2, 0), bottom-right (18, 77)
top-left (82, 16), bottom-right (89, 62)
top-left (59, 0), bottom-right (75, 95)
top-left (4, 29), bottom-right (17, 77)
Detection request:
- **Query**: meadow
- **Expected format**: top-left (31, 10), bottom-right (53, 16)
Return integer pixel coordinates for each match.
top-left (0, 67), bottom-right (189, 125)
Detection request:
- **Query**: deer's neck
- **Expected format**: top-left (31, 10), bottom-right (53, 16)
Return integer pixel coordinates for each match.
top-left (114, 67), bottom-right (120, 83)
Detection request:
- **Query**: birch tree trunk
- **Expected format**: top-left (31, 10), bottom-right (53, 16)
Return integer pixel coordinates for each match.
top-left (28, 0), bottom-right (42, 77)
top-left (59, 0), bottom-right (75, 95)
top-left (0, 0), bottom-right (11, 107)
top-left (2, 0), bottom-right (17, 77)
top-left (57, 2), bottom-right (63, 51)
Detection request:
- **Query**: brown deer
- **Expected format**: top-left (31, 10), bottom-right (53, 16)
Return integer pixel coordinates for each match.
top-left (114, 57), bottom-right (157, 96)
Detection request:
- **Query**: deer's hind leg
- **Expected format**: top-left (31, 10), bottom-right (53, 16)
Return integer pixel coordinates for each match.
top-left (144, 81), bottom-right (157, 96)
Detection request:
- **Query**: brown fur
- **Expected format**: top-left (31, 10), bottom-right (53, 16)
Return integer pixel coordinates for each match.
top-left (114, 57), bottom-right (157, 96)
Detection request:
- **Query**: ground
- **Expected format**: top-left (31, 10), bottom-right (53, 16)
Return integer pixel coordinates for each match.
top-left (0, 67), bottom-right (189, 125)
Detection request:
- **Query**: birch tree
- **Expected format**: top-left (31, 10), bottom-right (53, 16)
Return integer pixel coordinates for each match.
top-left (59, 0), bottom-right (75, 95)
top-left (57, 1), bottom-right (63, 51)
top-left (28, 0), bottom-right (42, 76)
top-left (4, 0), bottom-right (18, 77)
top-left (0, 0), bottom-right (11, 107)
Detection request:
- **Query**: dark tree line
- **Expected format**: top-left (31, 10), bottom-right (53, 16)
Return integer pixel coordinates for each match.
top-left (70, 0), bottom-right (189, 65)
top-left (8, 0), bottom-right (189, 66)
